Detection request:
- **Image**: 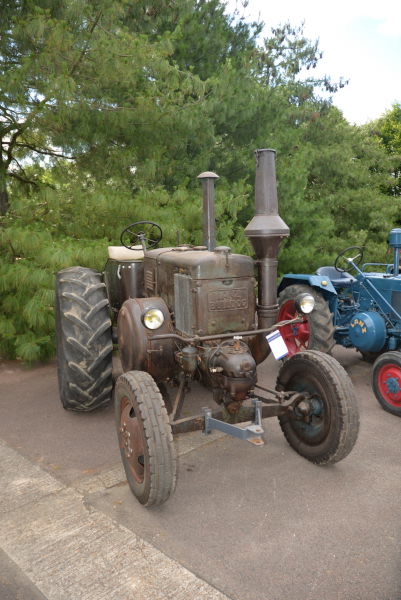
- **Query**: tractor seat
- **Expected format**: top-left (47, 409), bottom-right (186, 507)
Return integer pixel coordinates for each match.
top-left (107, 245), bottom-right (144, 261)
top-left (316, 266), bottom-right (356, 287)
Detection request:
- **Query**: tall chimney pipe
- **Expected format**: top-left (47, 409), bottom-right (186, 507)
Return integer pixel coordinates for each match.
top-left (245, 149), bottom-right (289, 364)
top-left (197, 171), bottom-right (219, 251)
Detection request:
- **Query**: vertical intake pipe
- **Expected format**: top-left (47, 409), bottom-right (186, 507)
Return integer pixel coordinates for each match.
top-left (197, 171), bottom-right (219, 251)
top-left (245, 149), bottom-right (290, 364)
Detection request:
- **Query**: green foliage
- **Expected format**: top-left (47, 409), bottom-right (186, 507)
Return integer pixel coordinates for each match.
top-left (370, 103), bottom-right (401, 202)
top-left (377, 104), bottom-right (401, 153)
top-left (275, 109), bottom-right (400, 274)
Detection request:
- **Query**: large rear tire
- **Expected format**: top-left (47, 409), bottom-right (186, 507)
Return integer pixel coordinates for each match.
top-left (115, 371), bottom-right (177, 507)
top-left (55, 267), bottom-right (113, 411)
top-left (278, 284), bottom-right (335, 356)
top-left (276, 350), bottom-right (359, 464)
top-left (372, 351), bottom-right (401, 417)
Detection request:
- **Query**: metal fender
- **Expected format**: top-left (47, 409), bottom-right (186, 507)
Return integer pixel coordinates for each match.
top-left (278, 274), bottom-right (337, 299)
top-left (117, 297), bottom-right (176, 381)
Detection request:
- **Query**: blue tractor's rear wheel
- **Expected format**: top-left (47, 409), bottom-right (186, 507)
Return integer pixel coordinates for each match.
top-left (372, 352), bottom-right (401, 417)
top-left (278, 284), bottom-right (335, 356)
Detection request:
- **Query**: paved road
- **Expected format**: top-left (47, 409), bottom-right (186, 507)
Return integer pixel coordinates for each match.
top-left (0, 348), bottom-right (400, 599)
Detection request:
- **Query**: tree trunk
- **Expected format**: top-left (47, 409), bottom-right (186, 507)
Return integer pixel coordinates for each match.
top-left (0, 189), bottom-right (9, 215)
top-left (0, 164), bottom-right (9, 215)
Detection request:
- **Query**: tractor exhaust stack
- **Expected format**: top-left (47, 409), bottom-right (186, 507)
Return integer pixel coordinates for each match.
top-left (245, 149), bottom-right (290, 362)
top-left (197, 171), bottom-right (219, 251)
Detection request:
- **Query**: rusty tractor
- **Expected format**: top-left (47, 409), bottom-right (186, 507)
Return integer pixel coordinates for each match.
top-left (55, 149), bottom-right (359, 506)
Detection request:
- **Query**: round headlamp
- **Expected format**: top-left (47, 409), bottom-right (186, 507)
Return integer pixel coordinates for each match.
top-left (295, 293), bottom-right (315, 315)
top-left (143, 308), bottom-right (165, 330)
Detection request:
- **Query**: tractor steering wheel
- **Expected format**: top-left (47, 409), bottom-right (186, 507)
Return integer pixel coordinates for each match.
top-left (334, 246), bottom-right (364, 272)
top-left (120, 221), bottom-right (163, 250)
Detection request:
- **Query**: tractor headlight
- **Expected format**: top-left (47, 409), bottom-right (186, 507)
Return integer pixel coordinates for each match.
top-left (295, 293), bottom-right (315, 315)
top-left (143, 308), bottom-right (165, 330)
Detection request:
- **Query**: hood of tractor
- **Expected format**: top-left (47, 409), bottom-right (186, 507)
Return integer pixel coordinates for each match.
top-left (143, 245), bottom-right (256, 337)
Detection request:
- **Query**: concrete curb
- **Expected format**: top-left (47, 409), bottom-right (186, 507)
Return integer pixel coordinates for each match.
top-left (0, 438), bottom-right (231, 600)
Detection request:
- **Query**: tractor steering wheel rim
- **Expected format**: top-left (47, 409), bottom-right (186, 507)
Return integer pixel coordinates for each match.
top-left (120, 221), bottom-right (163, 250)
top-left (334, 246), bottom-right (364, 272)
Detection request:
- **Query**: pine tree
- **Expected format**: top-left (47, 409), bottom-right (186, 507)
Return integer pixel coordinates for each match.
top-left (371, 103), bottom-right (401, 202)
top-left (0, 0), bottom-right (208, 213)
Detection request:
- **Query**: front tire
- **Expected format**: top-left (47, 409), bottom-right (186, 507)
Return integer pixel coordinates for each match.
top-left (276, 350), bottom-right (359, 464)
top-left (55, 267), bottom-right (113, 411)
top-left (372, 352), bottom-right (401, 417)
top-left (115, 371), bottom-right (177, 507)
top-left (278, 284), bottom-right (335, 356)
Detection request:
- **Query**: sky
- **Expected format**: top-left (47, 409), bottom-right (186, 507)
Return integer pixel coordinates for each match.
top-left (228, 0), bottom-right (401, 125)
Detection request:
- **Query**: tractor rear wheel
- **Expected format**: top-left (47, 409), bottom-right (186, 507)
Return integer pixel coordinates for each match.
top-left (278, 284), bottom-right (335, 356)
top-left (115, 371), bottom-right (177, 507)
top-left (276, 350), bottom-right (359, 464)
top-left (55, 267), bottom-right (113, 411)
top-left (372, 352), bottom-right (401, 417)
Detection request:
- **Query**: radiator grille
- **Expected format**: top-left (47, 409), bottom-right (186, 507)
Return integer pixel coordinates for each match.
top-left (174, 273), bottom-right (193, 335)
top-left (144, 268), bottom-right (155, 295)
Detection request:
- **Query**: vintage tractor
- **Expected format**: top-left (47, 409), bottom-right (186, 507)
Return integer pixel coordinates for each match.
top-left (278, 233), bottom-right (401, 417)
top-left (55, 149), bottom-right (359, 507)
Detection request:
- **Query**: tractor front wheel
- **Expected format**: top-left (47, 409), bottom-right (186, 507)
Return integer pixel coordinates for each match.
top-left (115, 371), bottom-right (177, 507)
top-left (276, 350), bottom-right (359, 464)
top-left (372, 352), bottom-right (401, 417)
top-left (278, 284), bottom-right (335, 356)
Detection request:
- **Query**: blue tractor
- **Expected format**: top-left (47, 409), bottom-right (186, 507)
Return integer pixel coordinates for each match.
top-left (277, 229), bottom-right (401, 417)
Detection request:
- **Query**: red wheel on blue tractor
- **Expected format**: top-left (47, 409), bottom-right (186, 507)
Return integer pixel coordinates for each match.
top-left (372, 352), bottom-right (401, 417)
top-left (278, 284), bottom-right (335, 357)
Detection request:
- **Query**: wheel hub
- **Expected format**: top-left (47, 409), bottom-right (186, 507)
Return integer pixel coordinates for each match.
top-left (119, 398), bottom-right (145, 482)
top-left (385, 376), bottom-right (401, 394)
top-left (293, 396), bottom-right (322, 423)
top-left (378, 366), bottom-right (401, 404)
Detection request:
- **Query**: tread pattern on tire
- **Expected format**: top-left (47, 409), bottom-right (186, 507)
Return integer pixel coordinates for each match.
top-left (56, 266), bottom-right (113, 411)
top-left (116, 371), bottom-right (177, 507)
top-left (278, 284), bottom-right (336, 354)
top-left (276, 350), bottom-right (360, 465)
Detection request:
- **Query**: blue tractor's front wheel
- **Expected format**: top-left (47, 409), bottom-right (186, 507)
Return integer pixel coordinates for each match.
top-left (372, 352), bottom-right (401, 417)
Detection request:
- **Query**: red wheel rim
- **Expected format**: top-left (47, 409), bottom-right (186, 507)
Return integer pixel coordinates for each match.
top-left (278, 299), bottom-right (310, 356)
top-left (118, 396), bottom-right (145, 483)
top-left (377, 363), bottom-right (401, 407)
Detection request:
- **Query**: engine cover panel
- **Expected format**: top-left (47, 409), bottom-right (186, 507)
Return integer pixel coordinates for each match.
top-left (145, 247), bottom-right (256, 336)
top-left (349, 311), bottom-right (386, 352)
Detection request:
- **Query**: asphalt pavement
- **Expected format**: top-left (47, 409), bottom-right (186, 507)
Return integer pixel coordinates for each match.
top-left (0, 348), bottom-right (400, 600)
